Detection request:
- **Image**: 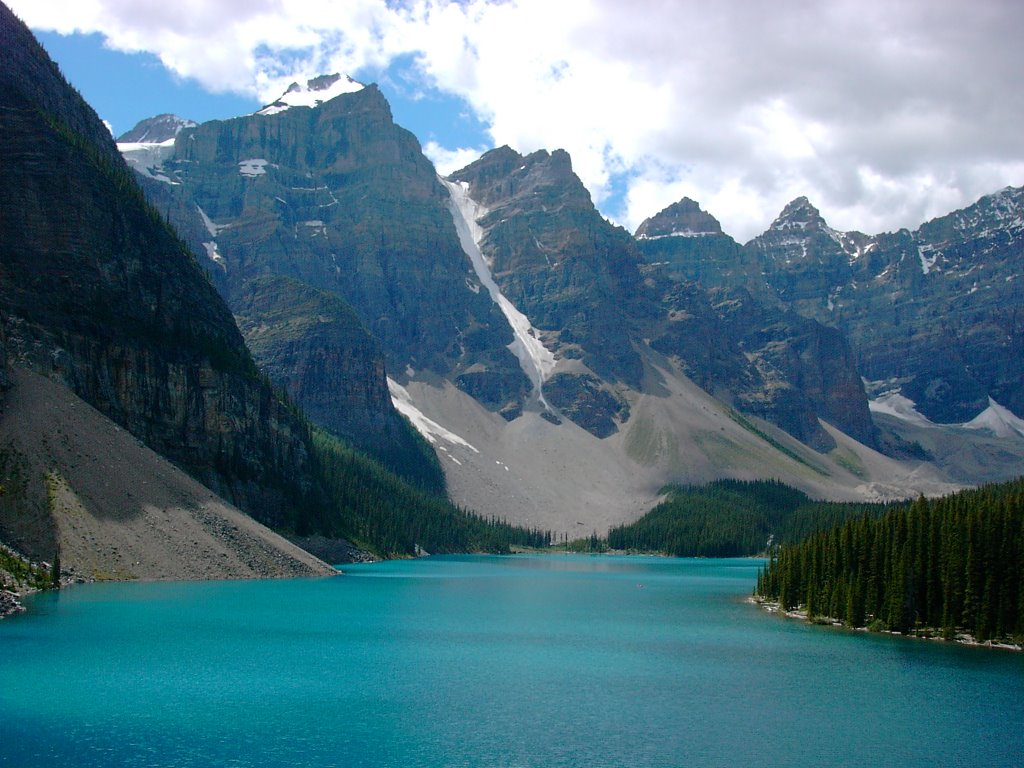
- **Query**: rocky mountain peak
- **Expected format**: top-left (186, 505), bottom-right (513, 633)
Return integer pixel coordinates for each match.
top-left (770, 196), bottom-right (830, 233)
top-left (545, 148), bottom-right (573, 173)
top-left (256, 73), bottom-right (365, 115)
top-left (635, 197), bottom-right (724, 239)
top-left (116, 114), bottom-right (196, 144)
top-left (917, 184), bottom-right (1024, 248)
top-left (451, 146), bottom-right (593, 210)
top-left (455, 145), bottom-right (524, 185)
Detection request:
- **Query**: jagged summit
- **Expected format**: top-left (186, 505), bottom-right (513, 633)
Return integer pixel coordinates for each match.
top-left (635, 197), bottom-right (724, 239)
top-left (769, 196), bottom-right (830, 232)
top-left (116, 114), bottom-right (196, 144)
top-left (450, 146), bottom-right (590, 211)
top-left (256, 73), bottom-right (364, 115)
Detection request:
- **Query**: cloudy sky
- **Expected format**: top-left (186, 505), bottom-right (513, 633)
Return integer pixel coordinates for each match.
top-left (12, 0), bottom-right (1024, 242)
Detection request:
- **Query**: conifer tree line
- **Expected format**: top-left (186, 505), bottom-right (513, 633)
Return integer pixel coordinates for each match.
top-left (607, 480), bottom-right (893, 557)
top-left (756, 478), bottom-right (1024, 642)
top-left (309, 430), bottom-right (551, 557)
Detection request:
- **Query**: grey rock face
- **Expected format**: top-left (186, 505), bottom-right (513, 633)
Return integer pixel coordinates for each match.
top-left (450, 147), bottom-right (649, 391)
top-left (635, 197), bottom-right (723, 238)
top-left (640, 185), bottom-right (1024, 437)
top-left (146, 85), bottom-right (527, 428)
top-left (748, 189), bottom-right (1024, 423)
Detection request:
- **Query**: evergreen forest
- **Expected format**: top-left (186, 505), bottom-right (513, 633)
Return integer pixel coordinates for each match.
top-left (606, 480), bottom-right (895, 557)
top-left (309, 430), bottom-right (551, 557)
top-left (755, 478), bottom-right (1024, 643)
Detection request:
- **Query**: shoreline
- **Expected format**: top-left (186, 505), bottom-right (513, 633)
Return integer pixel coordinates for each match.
top-left (749, 596), bottom-right (1023, 652)
top-left (0, 587), bottom-right (29, 618)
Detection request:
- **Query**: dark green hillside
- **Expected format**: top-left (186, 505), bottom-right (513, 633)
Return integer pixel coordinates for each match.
top-left (310, 431), bottom-right (550, 557)
top-left (608, 480), bottom-right (893, 557)
top-left (233, 275), bottom-right (447, 495)
top-left (756, 478), bottom-right (1024, 643)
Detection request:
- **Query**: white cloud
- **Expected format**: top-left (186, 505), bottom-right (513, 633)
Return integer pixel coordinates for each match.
top-left (422, 141), bottom-right (489, 177)
top-left (12, 0), bottom-right (1024, 242)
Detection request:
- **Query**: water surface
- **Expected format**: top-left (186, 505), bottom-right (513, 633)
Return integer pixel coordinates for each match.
top-left (1, 555), bottom-right (1021, 767)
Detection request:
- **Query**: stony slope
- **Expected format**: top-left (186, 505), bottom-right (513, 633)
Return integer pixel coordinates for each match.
top-left (0, 368), bottom-right (334, 580)
top-left (398, 352), bottom-right (958, 535)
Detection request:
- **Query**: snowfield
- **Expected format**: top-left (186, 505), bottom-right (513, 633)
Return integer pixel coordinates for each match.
top-left (442, 178), bottom-right (557, 402)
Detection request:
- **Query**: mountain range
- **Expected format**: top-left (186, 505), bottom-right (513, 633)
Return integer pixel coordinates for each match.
top-left (1, 0), bottom-right (1021, 581)
top-left (117, 71), bottom-right (1023, 536)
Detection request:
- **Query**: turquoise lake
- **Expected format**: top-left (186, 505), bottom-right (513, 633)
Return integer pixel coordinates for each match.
top-left (2, 554), bottom-right (1022, 767)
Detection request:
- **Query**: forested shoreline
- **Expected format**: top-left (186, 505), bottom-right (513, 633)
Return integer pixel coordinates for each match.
top-left (755, 478), bottom-right (1024, 645)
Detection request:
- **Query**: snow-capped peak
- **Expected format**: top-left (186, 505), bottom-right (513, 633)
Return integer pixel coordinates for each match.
top-left (256, 74), bottom-right (364, 116)
top-left (117, 115), bottom-right (190, 185)
top-left (116, 114), bottom-right (197, 144)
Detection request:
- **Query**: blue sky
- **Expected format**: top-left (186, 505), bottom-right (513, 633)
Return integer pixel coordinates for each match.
top-left (17, 0), bottom-right (1024, 242)
top-left (39, 31), bottom-right (261, 134)
top-left (38, 31), bottom-right (492, 154)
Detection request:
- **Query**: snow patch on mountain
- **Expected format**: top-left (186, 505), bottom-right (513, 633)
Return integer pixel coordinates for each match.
top-left (388, 378), bottom-right (479, 452)
top-left (239, 159), bottom-right (271, 177)
top-left (636, 230), bottom-right (715, 240)
top-left (118, 137), bottom-right (178, 184)
top-left (962, 398), bottom-right (1024, 439)
top-left (256, 74), bottom-right (364, 116)
top-left (442, 178), bottom-right (557, 403)
top-left (868, 392), bottom-right (936, 428)
top-left (195, 205), bottom-right (225, 237)
top-left (918, 244), bottom-right (939, 274)
top-left (202, 241), bottom-right (226, 270)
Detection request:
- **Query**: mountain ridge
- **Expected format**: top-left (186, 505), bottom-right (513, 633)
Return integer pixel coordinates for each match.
top-left (639, 185), bottom-right (1024, 426)
top-left (113, 72), bottom-right (1024, 534)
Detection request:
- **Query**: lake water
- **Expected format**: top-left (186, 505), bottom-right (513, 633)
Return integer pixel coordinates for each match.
top-left (1, 555), bottom-right (1022, 767)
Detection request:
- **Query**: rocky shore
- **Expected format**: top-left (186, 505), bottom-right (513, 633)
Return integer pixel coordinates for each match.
top-left (751, 596), bottom-right (1023, 652)
top-left (0, 588), bottom-right (26, 617)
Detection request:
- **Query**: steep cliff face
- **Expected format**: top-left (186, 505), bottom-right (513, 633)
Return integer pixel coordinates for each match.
top-left (133, 82), bottom-right (528, 440)
top-left (635, 199), bottom-right (764, 292)
top-left (232, 276), bottom-right (389, 442)
top-left (169, 86), bottom-right (519, 381)
top-left (450, 147), bottom-right (649, 390)
top-left (230, 275), bottom-right (445, 492)
top-left (0, 5), bottom-right (324, 531)
top-left (646, 276), bottom-right (876, 451)
top-left (748, 197), bottom-right (862, 311)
